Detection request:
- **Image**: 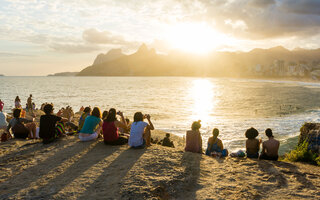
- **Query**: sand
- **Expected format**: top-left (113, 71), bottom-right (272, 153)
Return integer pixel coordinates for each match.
top-left (0, 129), bottom-right (319, 200)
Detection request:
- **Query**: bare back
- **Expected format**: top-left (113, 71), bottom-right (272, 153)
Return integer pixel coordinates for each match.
top-left (262, 138), bottom-right (280, 157)
top-left (246, 139), bottom-right (260, 155)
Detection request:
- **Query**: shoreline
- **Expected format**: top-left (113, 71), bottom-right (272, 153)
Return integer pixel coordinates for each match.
top-left (1, 75), bottom-right (319, 83)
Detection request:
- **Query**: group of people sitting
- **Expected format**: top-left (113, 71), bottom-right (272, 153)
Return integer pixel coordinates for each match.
top-left (1, 102), bottom-right (156, 149)
top-left (1, 100), bottom-right (280, 159)
top-left (77, 106), bottom-right (154, 148)
top-left (184, 121), bottom-right (280, 161)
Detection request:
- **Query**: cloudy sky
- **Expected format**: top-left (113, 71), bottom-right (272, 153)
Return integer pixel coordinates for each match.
top-left (1, 0), bottom-right (320, 76)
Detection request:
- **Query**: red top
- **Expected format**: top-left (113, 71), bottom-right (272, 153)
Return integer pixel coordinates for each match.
top-left (103, 121), bottom-right (119, 142)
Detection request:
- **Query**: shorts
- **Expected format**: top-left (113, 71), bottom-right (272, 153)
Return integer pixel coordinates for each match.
top-left (79, 132), bottom-right (98, 142)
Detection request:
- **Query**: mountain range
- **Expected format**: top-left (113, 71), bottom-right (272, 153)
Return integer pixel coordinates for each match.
top-left (77, 44), bottom-right (320, 77)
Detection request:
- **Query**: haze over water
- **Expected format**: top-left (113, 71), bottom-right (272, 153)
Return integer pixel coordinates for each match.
top-left (1, 76), bottom-right (320, 155)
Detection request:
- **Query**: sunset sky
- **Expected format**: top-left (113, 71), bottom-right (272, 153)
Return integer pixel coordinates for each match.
top-left (1, 0), bottom-right (320, 76)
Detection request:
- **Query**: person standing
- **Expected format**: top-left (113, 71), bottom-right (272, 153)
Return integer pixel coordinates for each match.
top-left (259, 128), bottom-right (280, 161)
top-left (15, 96), bottom-right (21, 109)
top-left (27, 94), bottom-right (33, 111)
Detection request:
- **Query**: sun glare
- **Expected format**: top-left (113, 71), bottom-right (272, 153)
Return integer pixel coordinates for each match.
top-left (166, 22), bottom-right (231, 54)
top-left (189, 79), bottom-right (218, 127)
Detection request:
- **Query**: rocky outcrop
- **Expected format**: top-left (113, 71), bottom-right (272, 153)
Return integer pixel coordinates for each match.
top-left (299, 123), bottom-right (320, 154)
top-left (92, 49), bottom-right (124, 65)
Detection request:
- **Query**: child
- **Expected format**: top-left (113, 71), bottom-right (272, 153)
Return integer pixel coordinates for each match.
top-left (162, 133), bottom-right (175, 148)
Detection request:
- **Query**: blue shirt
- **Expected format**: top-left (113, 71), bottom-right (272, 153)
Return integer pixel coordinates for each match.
top-left (80, 115), bottom-right (101, 134)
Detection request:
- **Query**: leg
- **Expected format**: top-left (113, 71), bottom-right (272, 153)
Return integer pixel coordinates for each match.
top-left (144, 128), bottom-right (151, 147)
top-left (25, 122), bottom-right (36, 139)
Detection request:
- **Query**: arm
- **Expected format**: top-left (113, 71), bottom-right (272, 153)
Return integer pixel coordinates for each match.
top-left (6, 120), bottom-right (12, 132)
top-left (199, 132), bottom-right (203, 153)
top-left (114, 112), bottom-right (127, 129)
top-left (207, 137), bottom-right (212, 152)
top-left (146, 115), bottom-right (154, 130)
top-left (218, 139), bottom-right (223, 151)
top-left (261, 142), bottom-right (266, 154)
top-left (60, 117), bottom-right (68, 122)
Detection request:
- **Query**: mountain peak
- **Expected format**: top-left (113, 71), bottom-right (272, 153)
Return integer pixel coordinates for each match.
top-left (269, 46), bottom-right (289, 52)
top-left (93, 48), bottom-right (124, 65)
top-left (137, 43), bottom-right (148, 53)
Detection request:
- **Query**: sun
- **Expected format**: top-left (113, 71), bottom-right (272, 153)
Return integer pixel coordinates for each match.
top-left (166, 22), bottom-right (231, 54)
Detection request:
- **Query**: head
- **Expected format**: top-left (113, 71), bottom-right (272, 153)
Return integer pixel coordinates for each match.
top-left (125, 118), bottom-right (130, 124)
top-left (102, 110), bottom-right (108, 120)
top-left (191, 120), bottom-right (201, 131)
top-left (212, 128), bottom-right (219, 139)
top-left (91, 107), bottom-right (101, 118)
top-left (13, 109), bottom-right (21, 118)
top-left (30, 94), bottom-right (32, 97)
top-left (133, 112), bottom-right (144, 123)
top-left (245, 127), bottom-right (259, 139)
top-left (166, 133), bottom-right (170, 138)
top-left (105, 108), bottom-right (116, 122)
top-left (265, 128), bottom-right (273, 138)
top-left (43, 104), bottom-right (54, 115)
top-left (15, 96), bottom-right (20, 101)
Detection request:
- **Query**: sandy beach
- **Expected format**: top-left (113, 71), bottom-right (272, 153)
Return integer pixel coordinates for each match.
top-left (0, 128), bottom-right (319, 200)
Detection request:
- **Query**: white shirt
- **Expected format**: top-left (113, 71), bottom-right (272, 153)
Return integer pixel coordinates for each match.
top-left (128, 121), bottom-right (148, 147)
top-left (0, 112), bottom-right (8, 127)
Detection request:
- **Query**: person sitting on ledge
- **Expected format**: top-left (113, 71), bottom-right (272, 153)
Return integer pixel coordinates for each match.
top-left (129, 112), bottom-right (154, 148)
top-left (79, 107), bottom-right (102, 142)
top-left (185, 120), bottom-right (203, 154)
top-left (162, 133), bottom-right (175, 148)
top-left (39, 104), bottom-right (69, 144)
top-left (103, 108), bottom-right (128, 145)
top-left (78, 107), bottom-right (91, 131)
top-left (7, 108), bottom-right (36, 139)
top-left (205, 128), bottom-right (228, 157)
top-left (259, 128), bottom-right (280, 161)
top-left (245, 127), bottom-right (261, 158)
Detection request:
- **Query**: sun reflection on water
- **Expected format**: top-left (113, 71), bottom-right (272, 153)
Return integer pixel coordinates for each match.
top-left (189, 79), bottom-right (218, 127)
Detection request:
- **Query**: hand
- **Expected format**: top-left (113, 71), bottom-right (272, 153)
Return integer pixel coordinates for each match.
top-left (146, 114), bottom-right (151, 120)
top-left (117, 111), bottom-right (123, 116)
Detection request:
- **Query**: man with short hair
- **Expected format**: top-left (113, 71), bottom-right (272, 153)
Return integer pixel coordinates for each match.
top-left (259, 128), bottom-right (280, 161)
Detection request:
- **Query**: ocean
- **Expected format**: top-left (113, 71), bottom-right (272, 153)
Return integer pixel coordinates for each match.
top-left (1, 76), bottom-right (320, 155)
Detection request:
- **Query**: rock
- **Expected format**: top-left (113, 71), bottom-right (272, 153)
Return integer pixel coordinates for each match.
top-left (299, 123), bottom-right (320, 154)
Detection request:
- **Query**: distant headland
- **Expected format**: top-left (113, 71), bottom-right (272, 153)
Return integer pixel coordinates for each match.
top-left (76, 44), bottom-right (320, 81)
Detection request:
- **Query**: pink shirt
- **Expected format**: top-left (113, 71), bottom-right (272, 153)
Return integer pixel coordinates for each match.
top-left (185, 130), bottom-right (202, 153)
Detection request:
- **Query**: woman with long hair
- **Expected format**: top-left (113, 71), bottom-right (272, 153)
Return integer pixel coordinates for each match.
top-left (128, 112), bottom-right (154, 148)
top-left (15, 96), bottom-right (21, 109)
top-left (79, 107), bottom-right (102, 142)
top-left (102, 108), bottom-right (128, 145)
top-left (205, 128), bottom-right (228, 157)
